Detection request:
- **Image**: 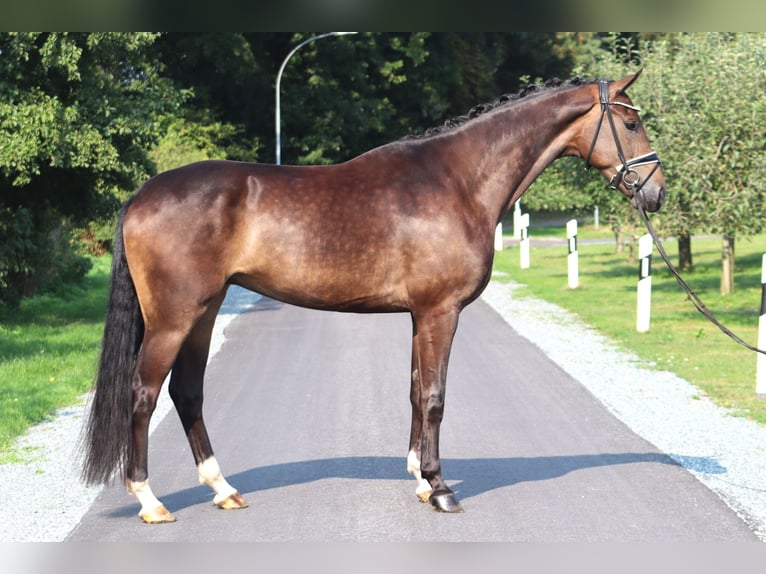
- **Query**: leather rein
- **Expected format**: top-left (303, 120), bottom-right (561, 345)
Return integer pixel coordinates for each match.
top-left (587, 80), bottom-right (766, 355)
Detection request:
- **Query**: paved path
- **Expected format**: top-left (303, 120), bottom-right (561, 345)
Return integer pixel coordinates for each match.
top-left (68, 297), bottom-right (756, 541)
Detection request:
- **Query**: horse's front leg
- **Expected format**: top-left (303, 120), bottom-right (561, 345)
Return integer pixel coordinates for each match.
top-left (407, 306), bottom-right (463, 513)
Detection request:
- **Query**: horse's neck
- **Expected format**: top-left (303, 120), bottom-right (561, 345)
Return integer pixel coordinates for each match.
top-left (458, 88), bottom-right (593, 223)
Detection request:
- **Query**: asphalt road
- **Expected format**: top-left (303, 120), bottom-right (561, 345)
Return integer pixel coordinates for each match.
top-left (68, 296), bottom-right (757, 541)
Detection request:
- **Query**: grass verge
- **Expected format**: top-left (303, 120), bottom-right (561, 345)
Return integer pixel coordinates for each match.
top-left (0, 256), bottom-right (109, 460)
top-left (493, 227), bottom-right (766, 426)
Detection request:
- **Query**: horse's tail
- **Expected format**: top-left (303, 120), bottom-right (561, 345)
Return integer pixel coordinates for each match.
top-left (81, 200), bottom-right (143, 485)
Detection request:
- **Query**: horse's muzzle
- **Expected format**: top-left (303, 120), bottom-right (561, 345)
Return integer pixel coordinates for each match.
top-left (633, 184), bottom-right (665, 213)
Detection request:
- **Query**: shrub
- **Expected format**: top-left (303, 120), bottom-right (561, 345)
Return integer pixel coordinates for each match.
top-left (0, 206), bottom-right (92, 309)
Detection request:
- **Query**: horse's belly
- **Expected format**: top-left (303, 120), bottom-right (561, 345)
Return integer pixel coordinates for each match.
top-left (230, 262), bottom-right (409, 313)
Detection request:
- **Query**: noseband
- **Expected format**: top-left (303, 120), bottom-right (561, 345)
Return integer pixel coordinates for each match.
top-left (585, 80), bottom-right (661, 198)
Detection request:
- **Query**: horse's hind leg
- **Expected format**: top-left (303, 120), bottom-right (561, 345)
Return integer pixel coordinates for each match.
top-left (168, 291), bottom-right (248, 511)
top-left (127, 328), bottom-right (189, 523)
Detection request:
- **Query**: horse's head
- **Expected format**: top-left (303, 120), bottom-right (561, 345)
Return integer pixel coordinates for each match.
top-left (581, 70), bottom-right (666, 213)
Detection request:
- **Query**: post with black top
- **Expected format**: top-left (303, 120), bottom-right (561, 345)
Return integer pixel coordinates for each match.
top-left (636, 234), bottom-right (652, 333)
top-left (567, 219), bottom-right (579, 289)
top-left (757, 254), bottom-right (766, 398)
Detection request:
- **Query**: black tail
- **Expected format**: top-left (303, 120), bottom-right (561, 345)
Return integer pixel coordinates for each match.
top-left (81, 201), bottom-right (144, 485)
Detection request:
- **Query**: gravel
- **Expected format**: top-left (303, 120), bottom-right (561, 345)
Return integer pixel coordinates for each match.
top-left (2, 280), bottom-right (766, 541)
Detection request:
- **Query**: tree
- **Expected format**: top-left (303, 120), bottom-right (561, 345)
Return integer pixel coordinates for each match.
top-left (152, 33), bottom-right (587, 167)
top-left (562, 33), bottom-right (766, 293)
top-left (0, 33), bottom-right (186, 306)
top-left (635, 34), bottom-right (766, 293)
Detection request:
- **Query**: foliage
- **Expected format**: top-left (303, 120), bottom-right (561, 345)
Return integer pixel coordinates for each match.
top-left (152, 33), bottom-right (588, 166)
top-left (0, 33), bottom-right (187, 304)
top-left (148, 115), bottom-right (249, 173)
top-left (616, 34), bottom-right (766, 291)
top-left (0, 207), bottom-right (92, 308)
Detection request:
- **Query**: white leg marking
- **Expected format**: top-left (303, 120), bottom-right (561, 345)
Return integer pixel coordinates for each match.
top-left (407, 450), bottom-right (433, 500)
top-left (127, 479), bottom-right (163, 512)
top-left (197, 456), bottom-right (238, 505)
top-left (127, 479), bottom-right (175, 522)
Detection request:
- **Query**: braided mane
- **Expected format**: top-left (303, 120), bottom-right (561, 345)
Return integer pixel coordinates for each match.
top-left (406, 77), bottom-right (596, 140)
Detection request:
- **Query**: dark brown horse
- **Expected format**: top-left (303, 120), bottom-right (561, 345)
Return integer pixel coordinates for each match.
top-left (81, 71), bottom-right (665, 523)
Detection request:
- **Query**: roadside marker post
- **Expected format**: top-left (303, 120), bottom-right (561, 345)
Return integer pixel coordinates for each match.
top-left (566, 219), bottom-right (579, 289)
top-left (519, 213), bottom-right (530, 269)
top-left (636, 233), bottom-right (653, 333)
top-left (756, 254), bottom-right (766, 397)
top-left (495, 223), bottom-right (504, 251)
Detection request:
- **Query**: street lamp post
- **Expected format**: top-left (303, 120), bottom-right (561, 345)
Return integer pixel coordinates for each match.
top-left (275, 32), bottom-right (357, 165)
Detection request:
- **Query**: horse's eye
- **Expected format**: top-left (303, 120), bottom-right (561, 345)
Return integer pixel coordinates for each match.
top-left (624, 120), bottom-right (639, 132)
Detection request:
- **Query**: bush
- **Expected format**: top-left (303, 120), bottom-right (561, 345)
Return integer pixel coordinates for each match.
top-left (76, 214), bottom-right (118, 256)
top-left (0, 206), bottom-right (92, 309)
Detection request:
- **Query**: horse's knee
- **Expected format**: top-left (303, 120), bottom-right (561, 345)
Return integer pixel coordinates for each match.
top-left (424, 391), bottom-right (445, 423)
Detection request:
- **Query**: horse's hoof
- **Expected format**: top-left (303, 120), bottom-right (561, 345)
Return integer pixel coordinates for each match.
top-left (430, 491), bottom-right (463, 513)
top-left (215, 491), bottom-right (249, 510)
top-left (139, 504), bottom-right (177, 524)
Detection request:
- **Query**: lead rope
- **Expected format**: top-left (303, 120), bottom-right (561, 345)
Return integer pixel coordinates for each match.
top-left (636, 202), bottom-right (766, 355)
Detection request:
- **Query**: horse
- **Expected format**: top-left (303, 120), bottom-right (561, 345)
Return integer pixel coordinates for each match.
top-left (81, 71), bottom-right (666, 523)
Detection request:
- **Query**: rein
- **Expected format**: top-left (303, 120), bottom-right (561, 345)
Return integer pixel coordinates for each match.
top-left (588, 79), bottom-right (766, 355)
top-left (637, 202), bottom-right (766, 355)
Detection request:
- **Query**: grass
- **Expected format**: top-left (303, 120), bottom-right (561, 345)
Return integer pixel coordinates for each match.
top-left (493, 225), bottom-right (766, 426)
top-left (0, 256), bottom-right (109, 459)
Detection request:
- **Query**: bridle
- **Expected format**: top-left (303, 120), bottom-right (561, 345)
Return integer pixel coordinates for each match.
top-left (584, 80), bottom-right (766, 355)
top-left (585, 80), bottom-right (661, 199)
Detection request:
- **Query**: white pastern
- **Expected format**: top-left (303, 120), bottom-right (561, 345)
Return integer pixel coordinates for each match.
top-left (197, 456), bottom-right (238, 505)
top-left (127, 479), bottom-right (163, 509)
top-left (127, 479), bottom-right (169, 520)
top-left (407, 450), bottom-right (433, 499)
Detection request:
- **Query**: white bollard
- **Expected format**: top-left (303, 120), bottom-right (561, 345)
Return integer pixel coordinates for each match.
top-left (566, 219), bottom-right (579, 289)
top-left (636, 234), bottom-right (653, 333)
top-left (594, 205), bottom-right (600, 229)
top-left (519, 213), bottom-right (530, 269)
top-left (756, 254), bottom-right (766, 398)
top-left (494, 223), bottom-right (504, 251)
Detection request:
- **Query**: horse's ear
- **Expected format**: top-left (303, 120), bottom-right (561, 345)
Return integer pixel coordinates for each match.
top-left (610, 69), bottom-right (643, 96)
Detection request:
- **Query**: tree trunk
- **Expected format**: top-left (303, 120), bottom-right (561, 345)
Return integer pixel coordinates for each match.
top-left (720, 234), bottom-right (735, 295)
top-left (614, 230), bottom-right (624, 254)
top-left (628, 234), bottom-right (636, 265)
top-left (627, 220), bottom-right (638, 265)
top-left (678, 232), bottom-right (693, 271)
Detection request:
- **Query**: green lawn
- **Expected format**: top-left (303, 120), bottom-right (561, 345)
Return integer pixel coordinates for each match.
top-left (0, 256), bottom-right (109, 459)
top-left (493, 226), bottom-right (766, 426)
